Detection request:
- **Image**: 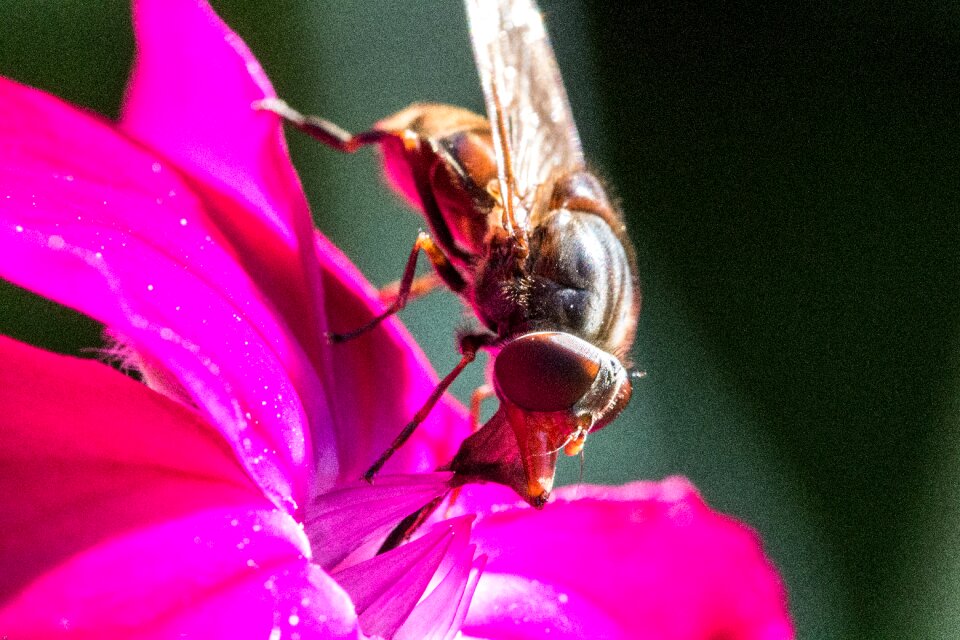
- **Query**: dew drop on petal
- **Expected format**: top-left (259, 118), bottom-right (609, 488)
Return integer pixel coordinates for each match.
top-left (180, 218), bottom-right (188, 226)
top-left (288, 614), bottom-right (300, 627)
top-left (47, 235), bottom-right (65, 250)
top-left (558, 593), bottom-right (569, 604)
top-left (14, 225), bottom-right (23, 233)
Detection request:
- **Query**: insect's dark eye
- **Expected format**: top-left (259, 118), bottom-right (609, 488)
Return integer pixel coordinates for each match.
top-left (494, 332), bottom-right (601, 412)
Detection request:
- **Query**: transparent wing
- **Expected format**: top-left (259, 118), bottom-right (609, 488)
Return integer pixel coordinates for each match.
top-left (464, 0), bottom-right (585, 232)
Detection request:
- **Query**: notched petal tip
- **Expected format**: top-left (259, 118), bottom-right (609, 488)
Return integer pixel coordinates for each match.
top-left (307, 473), bottom-right (453, 570)
top-left (332, 516), bottom-right (477, 639)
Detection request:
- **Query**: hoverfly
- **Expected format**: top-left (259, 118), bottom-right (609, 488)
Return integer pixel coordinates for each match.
top-left (259, 0), bottom-right (639, 547)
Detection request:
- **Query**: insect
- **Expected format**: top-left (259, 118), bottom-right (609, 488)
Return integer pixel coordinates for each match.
top-left (259, 0), bottom-right (639, 542)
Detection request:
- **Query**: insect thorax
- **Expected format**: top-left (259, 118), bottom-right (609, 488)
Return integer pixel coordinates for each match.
top-left (473, 207), bottom-right (636, 356)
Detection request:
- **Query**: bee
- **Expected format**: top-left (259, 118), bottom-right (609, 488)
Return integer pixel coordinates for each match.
top-left (259, 0), bottom-right (639, 541)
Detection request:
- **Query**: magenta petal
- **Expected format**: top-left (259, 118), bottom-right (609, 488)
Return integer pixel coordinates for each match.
top-left (458, 479), bottom-right (794, 640)
top-left (333, 516), bottom-right (475, 639)
top-left (307, 472), bottom-right (454, 569)
top-left (315, 234), bottom-right (471, 481)
top-left (0, 336), bottom-right (267, 598)
top-left (124, 0), bottom-right (297, 242)
top-left (0, 337), bottom-right (357, 637)
top-left (0, 506), bottom-right (358, 639)
top-left (0, 77), bottom-right (335, 510)
top-left (464, 573), bottom-right (625, 640)
top-left (123, 0), bottom-right (469, 480)
top-left (394, 544), bottom-right (486, 640)
top-left (121, 0), bottom-right (330, 367)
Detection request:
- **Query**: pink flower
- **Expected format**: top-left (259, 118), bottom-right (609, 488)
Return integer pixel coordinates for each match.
top-left (0, 1), bottom-right (794, 638)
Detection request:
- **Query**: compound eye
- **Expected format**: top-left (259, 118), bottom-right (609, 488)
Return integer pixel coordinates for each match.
top-left (494, 332), bottom-right (602, 412)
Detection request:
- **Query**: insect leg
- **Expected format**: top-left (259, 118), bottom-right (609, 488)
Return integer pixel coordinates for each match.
top-left (469, 384), bottom-right (494, 433)
top-left (363, 330), bottom-right (496, 482)
top-left (328, 231), bottom-right (465, 343)
top-left (253, 98), bottom-right (386, 152)
top-left (379, 272), bottom-right (442, 306)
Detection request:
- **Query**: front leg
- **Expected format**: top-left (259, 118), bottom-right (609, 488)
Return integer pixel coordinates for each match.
top-left (363, 329), bottom-right (497, 482)
top-left (254, 97), bottom-right (386, 153)
top-left (328, 231), bottom-right (467, 343)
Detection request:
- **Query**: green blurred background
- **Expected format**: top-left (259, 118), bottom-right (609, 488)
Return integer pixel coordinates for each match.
top-left (3, 1), bottom-right (960, 638)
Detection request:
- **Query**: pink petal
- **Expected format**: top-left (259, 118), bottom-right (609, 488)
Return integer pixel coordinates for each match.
top-left (461, 573), bottom-right (625, 640)
top-left (456, 479), bottom-right (794, 640)
top-left (333, 516), bottom-right (475, 639)
top-left (0, 335), bottom-right (259, 597)
top-left (307, 472), bottom-right (454, 570)
top-left (1, 507), bottom-right (359, 639)
top-left (0, 337), bottom-right (357, 637)
top-left (0, 77), bottom-right (331, 511)
top-left (121, 0), bottom-right (329, 367)
top-left (122, 0), bottom-right (468, 478)
top-left (315, 234), bottom-right (471, 481)
top-left (394, 543), bottom-right (486, 640)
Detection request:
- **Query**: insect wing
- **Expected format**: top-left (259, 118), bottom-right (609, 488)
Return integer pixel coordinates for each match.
top-left (464, 0), bottom-right (585, 232)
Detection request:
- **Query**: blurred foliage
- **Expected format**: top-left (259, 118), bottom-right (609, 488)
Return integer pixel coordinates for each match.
top-left (3, 1), bottom-right (960, 638)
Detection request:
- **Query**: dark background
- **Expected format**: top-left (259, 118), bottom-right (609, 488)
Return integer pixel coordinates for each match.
top-left (3, 1), bottom-right (960, 638)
